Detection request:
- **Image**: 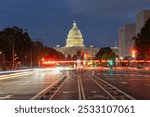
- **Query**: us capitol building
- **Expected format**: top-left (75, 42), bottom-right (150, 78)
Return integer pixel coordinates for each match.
top-left (54, 20), bottom-right (118, 59)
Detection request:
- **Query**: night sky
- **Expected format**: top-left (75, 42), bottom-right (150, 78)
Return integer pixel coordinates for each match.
top-left (0, 0), bottom-right (150, 47)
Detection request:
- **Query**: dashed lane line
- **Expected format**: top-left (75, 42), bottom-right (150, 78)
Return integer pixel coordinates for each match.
top-left (145, 84), bottom-right (150, 87)
top-left (78, 76), bottom-right (81, 100)
top-left (78, 76), bottom-right (86, 100)
top-left (0, 95), bottom-right (12, 99)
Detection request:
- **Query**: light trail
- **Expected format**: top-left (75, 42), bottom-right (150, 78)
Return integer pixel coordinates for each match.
top-left (0, 71), bottom-right (35, 80)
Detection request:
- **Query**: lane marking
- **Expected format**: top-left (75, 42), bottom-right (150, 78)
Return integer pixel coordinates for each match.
top-left (144, 75), bottom-right (150, 77)
top-left (137, 75), bottom-right (143, 76)
top-left (30, 75), bottom-right (65, 100)
top-left (62, 91), bottom-right (77, 94)
top-left (145, 84), bottom-right (150, 87)
top-left (79, 77), bottom-right (86, 100)
top-left (116, 74), bottom-right (120, 75)
top-left (121, 82), bottom-right (128, 84)
top-left (129, 74), bottom-right (135, 76)
top-left (90, 77), bottom-right (116, 100)
top-left (91, 91), bottom-right (97, 93)
top-left (93, 74), bottom-right (136, 100)
top-left (0, 95), bottom-right (12, 99)
top-left (88, 94), bottom-right (110, 99)
top-left (129, 79), bottom-right (143, 81)
top-left (49, 78), bottom-right (67, 100)
top-left (101, 73), bottom-right (149, 77)
top-left (78, 76), bottom-right (81, 100)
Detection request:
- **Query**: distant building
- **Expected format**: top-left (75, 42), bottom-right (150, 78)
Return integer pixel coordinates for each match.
top-left (136, 10), bottom-right (150, 34)
top-left (118, 24), bottom-right (136, 58)
top-left (54, 21), bottom-right (99, 59)
top-left (118, 9), bottom-right (150, 59)
top-left (54, 20), bottom-right (118, 59)
top-left (65, 20), bottom-right (85, 47)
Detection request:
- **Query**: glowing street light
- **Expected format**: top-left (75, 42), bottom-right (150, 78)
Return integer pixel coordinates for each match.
top-left (119, 57), bottom-right (123, 67)
top-left (41, 58), bottom-right (45, 62)
top-left (84, 54), bottom-right (87, 59)
top-left (132, 49), bottom-right (136, 58)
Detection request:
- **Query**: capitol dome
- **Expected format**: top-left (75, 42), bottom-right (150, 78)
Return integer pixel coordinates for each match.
top-left (66, 20), bottom-right (85, 47)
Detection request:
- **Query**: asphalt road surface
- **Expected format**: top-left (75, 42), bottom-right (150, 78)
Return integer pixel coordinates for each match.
top-left (94, 69), bottom-right (150, 100)
top-left (0, 68), bottom-right (150, 100)
top-left (0, 69), bottom-right (64, 100)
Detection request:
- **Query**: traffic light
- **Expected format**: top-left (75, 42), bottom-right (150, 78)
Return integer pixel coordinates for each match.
top-left (109, 60), bottom-right (114, 66)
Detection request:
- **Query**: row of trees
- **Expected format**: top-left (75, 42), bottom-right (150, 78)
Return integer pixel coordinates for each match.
top-left (66, 50), bottom-right (85, 60)
top-left (94, 47), bottom-right (117, 66)
top-left (95, 47), bottom-right (117, 60)
top-left (0, 26), bottom-right (65, 70)
top-left (65, 48), bottom-right (117, 61)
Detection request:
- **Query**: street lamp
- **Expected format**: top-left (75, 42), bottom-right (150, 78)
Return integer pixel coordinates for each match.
top-left (132, 49), bottom-right (136, 58)
top-left (30, 48), bottom-right (33, 68)
top-left (115, 57), bottom-right (118, 66)
top-left (120, 57), bottom-right (123, 67)
top-left (12, 31), bottom-right (16, 70)
top-left (0, 51), bottom-right (2, 70)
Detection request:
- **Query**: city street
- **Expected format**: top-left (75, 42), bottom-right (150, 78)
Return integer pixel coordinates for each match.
top-left (0, 68), bottom-right (150, 100)
top-left (0, 69), bottom-right (64, 100)
top-left (94, 69), bottom-right (150, 99)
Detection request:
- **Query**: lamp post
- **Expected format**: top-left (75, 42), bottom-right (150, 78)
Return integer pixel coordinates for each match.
top-left (30, 49), bottom-right (33, 68)
top-left (12, 31), bottom-right (16, 70)
top-left (0, 51), bottom-right (2, 70)
top-left (120, 57), bottom-right (123, 67)
top-left (132, 49), bottom-right (136, 59)
top-left (115, 57), bottom-right (118, 67)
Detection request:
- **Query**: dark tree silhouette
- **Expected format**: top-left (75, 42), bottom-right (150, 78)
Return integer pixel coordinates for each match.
top-left (95, 47), bottom-right (116, 60)
top-left (0, 26), bottom-right (65, 69)
top-left (133, 18), bottom-right (150, 60)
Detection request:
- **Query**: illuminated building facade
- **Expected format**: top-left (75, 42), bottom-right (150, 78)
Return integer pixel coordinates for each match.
top-left (118, 24), bottom-right (136, 58)
top-left (118, 9), bottom-right (150, 59)
top-left (54, 21), bottom-right (118, 59)
top-left (66, 20), bottom-right (85, 47)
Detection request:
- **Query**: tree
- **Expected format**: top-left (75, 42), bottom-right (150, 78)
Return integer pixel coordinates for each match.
top-left (32, 40), bottom-right (46, 66)
top-left (32, 40), bottom-right (65, 66)
top-left (0, 26), bottom-right (32, 69)
top-left (67, 54), bottom-right (71, 60)
top-left (133, 18), bottom-right (150, 60)
top-left (72, 54), bottom-right (77, 60)
top-left (0, 26), bottom-right (65, 69)
top-left (95, 47), bottom-right (116, 60)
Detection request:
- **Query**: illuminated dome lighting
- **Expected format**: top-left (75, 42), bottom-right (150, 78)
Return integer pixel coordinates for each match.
top-left (66, 20), bottom-right (85, 47)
